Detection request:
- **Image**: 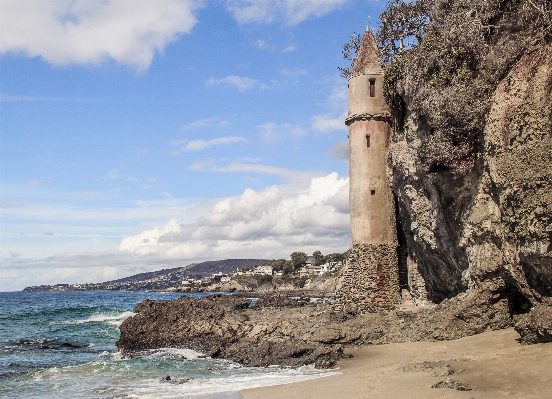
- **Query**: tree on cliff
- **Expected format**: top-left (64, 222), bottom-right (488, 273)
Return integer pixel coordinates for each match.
top-left (290, 252), bottom-right (307, 270)
top-left (312, 250), bottom-right (324, 265)
top-left (337, 31), bottom-right (361, 78)
top-left (380, 0), bottom-right (551, 174)
top-left (282, 260), bottom-right (295, 275)
top-left (269, 259), bottom-right (287, 272)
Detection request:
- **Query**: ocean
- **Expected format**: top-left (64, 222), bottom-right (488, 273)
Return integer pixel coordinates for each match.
top-left (0, 291), bottom-right (336, 398)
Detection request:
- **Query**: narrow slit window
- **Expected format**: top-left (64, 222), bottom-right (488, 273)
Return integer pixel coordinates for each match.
top-left (369, 79), bottom-right (376, 97)
top-left (371, 189), bottom-right (376, 195)
top-left (366, 134), bottom-right (371, 148)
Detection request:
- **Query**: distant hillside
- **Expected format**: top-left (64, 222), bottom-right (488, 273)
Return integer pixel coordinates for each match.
top-left (22, 259), bottom-right (267, 292)
top-left (186, 259), bottom-right (267, 277)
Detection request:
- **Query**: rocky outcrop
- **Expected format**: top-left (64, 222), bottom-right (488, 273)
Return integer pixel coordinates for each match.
top-left (514, 305), bottom-right (552, 344)
top-left (117, 294), bottom-right (346, 368)
top-left (117, 290), bottom-right (528, 368)
top-left (116, 295), bottom-right (250, 353)
top-left (388, 41), bottom-right (552, 332)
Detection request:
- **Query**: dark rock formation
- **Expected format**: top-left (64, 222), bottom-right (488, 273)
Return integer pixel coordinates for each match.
top-left (117, 288), bottom-right (528, 368)
top-left (117, 294), bottom-right (345, 368)
top-left (431, 379), bottom-right (473, 391)
top-left (254, 292), bottom-right (308, 308)
top-left (514, 305), bottom-right (552, 344)
top-left (388, 41), bottom-right (552, 327)
top-left (117, 295), bottom-right (249, 354)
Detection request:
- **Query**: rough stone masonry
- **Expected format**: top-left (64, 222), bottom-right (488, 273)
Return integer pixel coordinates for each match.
top-left (335, 244), bottom-right (401, 312)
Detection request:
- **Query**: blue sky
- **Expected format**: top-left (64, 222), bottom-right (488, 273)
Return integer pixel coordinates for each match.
top-left (0, 0), bottom-right (387, 291)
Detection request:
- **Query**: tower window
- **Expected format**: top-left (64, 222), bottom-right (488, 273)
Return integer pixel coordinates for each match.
top-left (366, 134), bottom-right (371, 148)
top-left (371, 190), bottom-right (376, 195)
top-left (369, 79), bottom-right (376, 97)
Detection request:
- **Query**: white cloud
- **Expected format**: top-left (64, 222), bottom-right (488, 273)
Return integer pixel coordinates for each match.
top-left (205, 75), bottom-right (270, 91)
top-left (227, 0), bottom-right (350, 25)
top-left (327, 139), bottom-right (349, 160)
top-left (181, 118), bottom-right (231, 130)
top-left (311, 80), bottom-right (348, 132)
top-left (258, 122), bottom-right (308, 142)
top-left (311, 111), bottom-right (347, 132)
top-left (205, 71), bottom-right (304, 92)
top-left (119, 172), bottom-right (350, 259)
top-left (255, 39), bottom-right (272, 50)
top-left (184, 136), bottom-right (247, 151)
top-left (0, 91), bottom-right (70, 102)
top-left (282, 45), bottom-right (297, 53)
top-left (107, 170), bottom-right (119, 179)
top-left (0, 173), bottom-right (351, 290)
top-left (278, 68), bottom-right (307, 86)
top-left (188, 160), bottom-right (314, 182)
top-left (0, 0), bottom-right (201, 70)
top-left (239, 157), bottom-right (262, 163)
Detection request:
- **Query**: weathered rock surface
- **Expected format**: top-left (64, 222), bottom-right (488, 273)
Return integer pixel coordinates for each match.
top-left (117, 294), bottom-right (346, 368)
top-left (388, 42), bottom-right (552, 320)
top-left (117, 289), bottom-right (528, 368)
top-left (514, 305), bottom-right (552, 344)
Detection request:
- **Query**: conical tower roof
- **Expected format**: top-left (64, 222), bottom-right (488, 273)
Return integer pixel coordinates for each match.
top-left (350, 29), bottom-right (384, 77)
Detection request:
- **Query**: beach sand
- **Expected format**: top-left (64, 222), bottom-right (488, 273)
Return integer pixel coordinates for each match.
top-left (240, 327), bottom-right (552, 399)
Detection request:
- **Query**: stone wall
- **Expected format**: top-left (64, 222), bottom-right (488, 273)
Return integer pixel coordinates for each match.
top-left (335, 243), bottom-right (401, 313)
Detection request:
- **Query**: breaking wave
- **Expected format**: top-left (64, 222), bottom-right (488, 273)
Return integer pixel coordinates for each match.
top-left (67, 311), bottom-right (135, 326)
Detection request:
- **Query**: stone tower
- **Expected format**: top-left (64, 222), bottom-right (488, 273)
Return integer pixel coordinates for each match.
top-left (336, 28), bottom-right (401, 312)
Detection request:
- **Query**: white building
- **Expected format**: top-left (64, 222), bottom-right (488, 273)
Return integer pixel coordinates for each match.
top-left (254, 265), bottom-right (273, 276)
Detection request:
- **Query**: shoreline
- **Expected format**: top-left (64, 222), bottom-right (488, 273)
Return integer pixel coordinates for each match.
top-left (239, 327), bottom-right (552, 399)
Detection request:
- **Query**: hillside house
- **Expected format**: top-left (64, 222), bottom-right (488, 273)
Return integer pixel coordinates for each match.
top-left (254, 265), bottom-right (273, 276)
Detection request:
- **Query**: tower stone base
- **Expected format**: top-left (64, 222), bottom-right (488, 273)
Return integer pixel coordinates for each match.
top-left (335, 243), bottom-right (401, 313)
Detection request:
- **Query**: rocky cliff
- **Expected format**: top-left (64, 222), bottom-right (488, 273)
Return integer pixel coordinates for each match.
top-left (389, 35), bottom-right (552, 327)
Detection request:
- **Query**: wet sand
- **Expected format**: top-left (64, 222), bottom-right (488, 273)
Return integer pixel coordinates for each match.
top-left (240, 327), bottom-right (552, 399)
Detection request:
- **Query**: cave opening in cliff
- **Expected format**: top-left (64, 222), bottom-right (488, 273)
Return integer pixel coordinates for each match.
top-left (507, 284), bottom-right (532, 316)
top-left (395, 194), bottom-right (409, 290)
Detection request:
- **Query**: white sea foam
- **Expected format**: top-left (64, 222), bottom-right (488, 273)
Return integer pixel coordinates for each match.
top-left (124, 366), bottom-right (340, 399)
top-left (98, 350), bottom-right (124, 361)
top-left (67, 311), bottom-right (135, 326)
top-left (21, 345), bottom-right (338, 399)
top-left (143, 348), bottom-right (206, 360)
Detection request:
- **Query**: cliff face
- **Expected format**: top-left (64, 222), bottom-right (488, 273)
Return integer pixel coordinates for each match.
top-left (389, 43), bottom-right (552, 313)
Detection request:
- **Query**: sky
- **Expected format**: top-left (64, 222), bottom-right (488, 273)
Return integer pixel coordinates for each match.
top-left (0, 0), bottom-right (388, 291)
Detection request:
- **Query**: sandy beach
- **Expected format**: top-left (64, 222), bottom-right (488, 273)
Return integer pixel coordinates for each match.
top-left (240, 327), bottom-right (552, 399)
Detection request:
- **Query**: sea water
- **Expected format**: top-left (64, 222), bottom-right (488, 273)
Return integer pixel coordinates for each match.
top-left (0, 291), bottom-right (336, 398)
